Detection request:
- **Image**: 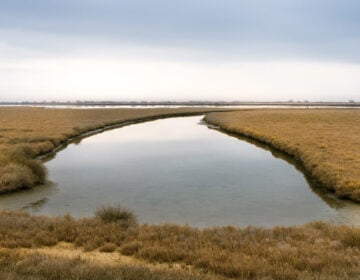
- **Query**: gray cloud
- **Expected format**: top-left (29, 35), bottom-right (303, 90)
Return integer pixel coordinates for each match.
top-left (1, 0), bottom-right (360, 62)
top-left (1, 1), bottom-right (360, 102)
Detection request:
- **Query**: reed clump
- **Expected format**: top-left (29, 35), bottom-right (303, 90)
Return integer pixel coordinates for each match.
top-left (0, 145), bottom-right (46, 193)
top-left (204, 109), bottom-right (360, 201)
top-left (0, 107), bottom-right (224, 193)
top-left (95, 205), bottom-right (137, 227)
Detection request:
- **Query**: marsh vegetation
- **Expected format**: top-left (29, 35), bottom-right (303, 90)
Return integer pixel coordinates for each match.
top-left (1, 209), bottom-right (360, 279)
top-left (1, 107), bottom-right (360, 279)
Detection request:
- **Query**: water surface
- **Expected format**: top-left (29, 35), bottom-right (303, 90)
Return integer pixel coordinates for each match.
top-left (1, 116), bottom-right (360, 227)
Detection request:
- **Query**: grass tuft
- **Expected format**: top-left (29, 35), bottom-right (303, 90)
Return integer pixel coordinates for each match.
top-left (99, 242), bottom-right (117, 253)
top-left (0, 145), bottom-right (47, 193)
top-left (120, 241), bottom-right (142, 256)
top-left (95, 205), bottom-right (137, 227)
top-left (342, 228), bottom-right (360, 248)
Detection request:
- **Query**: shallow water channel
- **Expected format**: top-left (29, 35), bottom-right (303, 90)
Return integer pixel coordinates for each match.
top-left (1, 116), bottom-right (360, 227)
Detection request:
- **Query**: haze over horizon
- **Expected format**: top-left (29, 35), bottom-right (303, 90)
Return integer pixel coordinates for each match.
top-left (1, 0), bottom-right (360, 102)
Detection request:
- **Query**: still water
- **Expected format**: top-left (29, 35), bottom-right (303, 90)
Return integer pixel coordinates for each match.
top-left (1, 116), bottom-right (360, 227)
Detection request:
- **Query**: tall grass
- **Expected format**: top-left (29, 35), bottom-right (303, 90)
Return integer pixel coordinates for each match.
top-left (0, 210), bottom-right (360, 279)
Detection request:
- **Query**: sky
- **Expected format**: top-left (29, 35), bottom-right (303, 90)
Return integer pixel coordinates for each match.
top-left (1, 0), bottom-right (360, 102)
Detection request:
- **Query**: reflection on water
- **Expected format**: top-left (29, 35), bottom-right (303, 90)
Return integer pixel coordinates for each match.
top-left (216, 129), bottom-right (355, 211)
top-left (21, 197), bottom-right (49, 212)
top-left (1, 116), bottom-right (360, 227)
top-left (0, 182), bottom-right (58, 213)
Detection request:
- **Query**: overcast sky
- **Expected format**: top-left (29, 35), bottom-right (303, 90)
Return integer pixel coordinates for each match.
top-left (1, 0), bottom-right (359, 102)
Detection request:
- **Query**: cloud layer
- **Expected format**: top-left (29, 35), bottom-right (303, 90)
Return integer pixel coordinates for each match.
top-left (1, 0), bottom-right (359, 101)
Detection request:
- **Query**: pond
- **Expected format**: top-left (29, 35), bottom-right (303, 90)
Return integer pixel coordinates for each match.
top-left (1, 116), bottom-right (360, 227)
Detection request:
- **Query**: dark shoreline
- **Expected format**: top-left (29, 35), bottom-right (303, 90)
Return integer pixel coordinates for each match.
top-left (203, 111), bottom-right (360, 203)
top-left (202, 117), bottom-right (349, 207)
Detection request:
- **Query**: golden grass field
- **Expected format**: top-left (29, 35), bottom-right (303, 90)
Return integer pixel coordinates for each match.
top-left (1, 209), bottom-right (360, 279)
top-left (205, 109), bottom-right (360, 202)
top-left (1, 107), bottom-right (360, 279)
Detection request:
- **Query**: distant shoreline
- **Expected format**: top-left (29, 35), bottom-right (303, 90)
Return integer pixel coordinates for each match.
top-left (1, 101), bottom-right (359, 108)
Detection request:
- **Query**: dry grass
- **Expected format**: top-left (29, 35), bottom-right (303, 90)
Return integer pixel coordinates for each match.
top-left (0, 210), bottom-right (360, 279)
top-left (0, 248), bottom-right (217, 280)
top-left (95, 205), bottom-right (137, 227)
top-left (204, 109), bottom-right (360, 201)
top-left (1, 107), bottom-right (360, 279)
top-left (0, 107), bottom-right (225, 193)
